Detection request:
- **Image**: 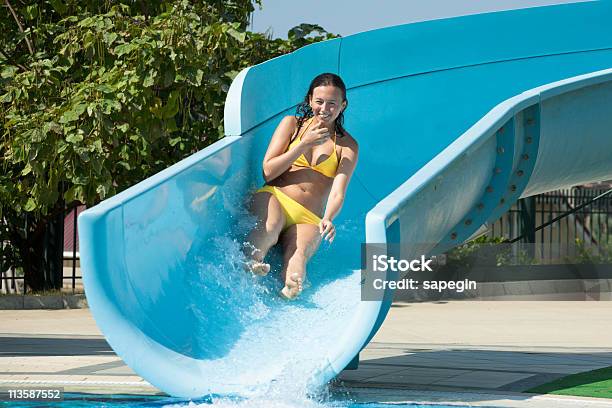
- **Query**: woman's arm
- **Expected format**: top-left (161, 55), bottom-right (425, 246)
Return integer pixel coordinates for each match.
top-left (320, 137), bottom-right (359, 242)
top-left (262, 116), bottom-right (329, 182)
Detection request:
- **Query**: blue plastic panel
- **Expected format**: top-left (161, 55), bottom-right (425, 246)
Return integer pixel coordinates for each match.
top-left (340, 1), bottom-right (612, 88)
top-left (347, 50), bottom-right (612, 201)
top-left (524, 78), bottom-right (612, 195)
top-left (225, 39), bottom-right (342, 136)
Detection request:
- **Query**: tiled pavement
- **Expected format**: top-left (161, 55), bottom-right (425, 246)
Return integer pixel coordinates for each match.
top-left (0, 309), bottom-right (157, 395)
top-left (1, 302), bottom-right (612, 404)
top-left (337, 301), bottom-right (612, 397)
top-left (338, 342), bottom-right (612, 393)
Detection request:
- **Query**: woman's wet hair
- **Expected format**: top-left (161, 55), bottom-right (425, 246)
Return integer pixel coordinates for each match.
top-left (295, 73), bottom-right (348, 138)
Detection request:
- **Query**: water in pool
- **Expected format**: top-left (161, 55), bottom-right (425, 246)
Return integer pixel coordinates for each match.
top-left (0, 392), bottom-right (478, 407)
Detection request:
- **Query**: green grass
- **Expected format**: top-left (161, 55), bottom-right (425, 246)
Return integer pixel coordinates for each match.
top-left (528, 366), bottom-right (612, 399)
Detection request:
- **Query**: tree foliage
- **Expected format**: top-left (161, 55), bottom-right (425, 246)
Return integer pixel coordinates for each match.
top-left (0, 0), bottom-right (337, 290)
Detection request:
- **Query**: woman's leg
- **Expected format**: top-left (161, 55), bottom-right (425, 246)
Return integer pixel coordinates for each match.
top-left (244, 191), bottom-right (286, 275)
top-left (279, 224), bottom-right (322, 299)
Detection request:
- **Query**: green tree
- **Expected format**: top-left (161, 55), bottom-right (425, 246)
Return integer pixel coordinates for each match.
top-left (0, 0), bottom-right (337, 291)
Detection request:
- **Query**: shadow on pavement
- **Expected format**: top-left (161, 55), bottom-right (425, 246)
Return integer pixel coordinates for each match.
top-left (0, 336), bottom-right (113, 356)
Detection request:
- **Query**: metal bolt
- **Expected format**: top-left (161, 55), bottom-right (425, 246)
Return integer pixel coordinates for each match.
top-left (526, 118), bottom-right (534, 125)
top-left (516, 170), bottom-right (524, 177)
top-left (497, 147), bottom-right (505, 154)
top-left (494, 167), bottom-right (502, 174)
top-left (477, 203), bottom-right (485, 210)
top-left (486, 186), bottom-right (494, 193)
top-left (525, 136), bottom-right (533, 144)
top-left (510, 184), bottom-right (517, 192)
top-left (450, 232), bottom-right (457, 240)
top-left (464, 219), bottom-right (472, 226)
top-left (522, 153), bottom-right (529, 161)
top-left (500, 198), bottom-right (505, 205)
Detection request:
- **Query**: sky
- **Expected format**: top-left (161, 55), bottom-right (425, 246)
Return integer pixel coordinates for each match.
top-left (250, 0), bottom-right (590, 38)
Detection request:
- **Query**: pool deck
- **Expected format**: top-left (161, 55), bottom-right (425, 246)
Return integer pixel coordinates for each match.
top-left (1, 301), bottom-right (612, 406)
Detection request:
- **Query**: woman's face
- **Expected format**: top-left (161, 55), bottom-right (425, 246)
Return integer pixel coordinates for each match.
top-left (309, 85), bottom-right (346, 126)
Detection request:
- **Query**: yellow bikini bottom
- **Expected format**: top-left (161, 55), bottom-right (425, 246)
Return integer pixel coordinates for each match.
top-left (256, 185), bottom-right (321, 230)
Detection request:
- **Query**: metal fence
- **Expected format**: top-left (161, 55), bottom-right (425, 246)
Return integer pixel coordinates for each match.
top-left (488, 188), bottom-right (612, 263)
top-left (1, 205), bottom-right (84, 294)
top-left (3, 187), bottom-right (612, 293)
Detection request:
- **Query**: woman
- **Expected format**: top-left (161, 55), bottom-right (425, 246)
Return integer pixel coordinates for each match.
top-left (244, 73), bottom-right (359, 299)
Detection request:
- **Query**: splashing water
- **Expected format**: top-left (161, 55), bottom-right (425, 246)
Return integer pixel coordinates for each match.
top-left (164, 394), bottom-right (351, 408)
top-left (175, 213), bottom-right (363, 407)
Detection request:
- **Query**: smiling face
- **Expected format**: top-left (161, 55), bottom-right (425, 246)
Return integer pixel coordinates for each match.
top-left (309, 85), bottom-right (347, 126)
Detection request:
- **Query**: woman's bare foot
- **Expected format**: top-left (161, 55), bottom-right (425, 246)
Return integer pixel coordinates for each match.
top-left (280, 273), bottom-right (303, 300)
top-left (245, 260), bottom-right (270, 276)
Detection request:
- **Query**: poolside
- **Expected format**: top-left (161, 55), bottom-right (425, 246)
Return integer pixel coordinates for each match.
top-left (1, 301), bottom-right (612, 407)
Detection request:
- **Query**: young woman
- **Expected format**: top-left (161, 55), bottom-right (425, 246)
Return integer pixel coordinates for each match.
top-left (244, 73), bottom-right (359, 299)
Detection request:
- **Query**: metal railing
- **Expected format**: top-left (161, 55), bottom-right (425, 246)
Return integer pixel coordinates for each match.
top-left (3, 186), bottom-right (611, 293)
top-left (1, 205), bottom-right (84, 295)
top-left (489, 187), bottom-right (612, 262)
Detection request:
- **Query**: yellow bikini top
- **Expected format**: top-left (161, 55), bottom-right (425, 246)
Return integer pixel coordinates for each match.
top-left (287, 117), bottom-right (339, 178)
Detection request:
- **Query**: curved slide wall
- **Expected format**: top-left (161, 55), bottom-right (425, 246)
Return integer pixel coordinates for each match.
top-left (79, 2), bottom-right (612, 398)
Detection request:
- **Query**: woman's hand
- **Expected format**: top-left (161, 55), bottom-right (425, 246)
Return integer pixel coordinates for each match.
top-left (319, 218), bottom-right (336, 243)
top-left (300, 120), bottom-right (330, 149)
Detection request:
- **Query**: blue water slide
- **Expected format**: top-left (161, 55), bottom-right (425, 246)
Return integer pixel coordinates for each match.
top-left (78, 2), bottom-right (612, 398)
